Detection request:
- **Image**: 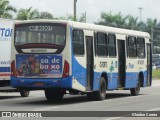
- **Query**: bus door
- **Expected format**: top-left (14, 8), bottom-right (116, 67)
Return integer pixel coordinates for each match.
top-left (86, 36), bottom-right (94, 90)
top-left (147, 44), bottom-right (152, 86)
top-left (117, 40), bottom-right (126, 87)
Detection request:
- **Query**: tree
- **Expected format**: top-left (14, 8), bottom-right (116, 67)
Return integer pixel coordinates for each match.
top-left (137, 21), bottom-right (147, 31)
top-left (146, 18), bottom-right (160, 51)
top-left (146, 18), bottom-right (158, 29)
top-left (39, 11), bottom-right (54, 19)
top-left (79, 13), bottom-right (86, 23)
top-left (59, 13), bottom-right (86, 23)
top-left (126, 15), bottom-right (138, 30)
top-left (96, 12), bottom-right (127, 28)
top-left (0, 0), bottom-right (16, 18)
top-left (16, 7), bottom-right (39, 20)
top-left (95, 11), bottom-right (160, 52)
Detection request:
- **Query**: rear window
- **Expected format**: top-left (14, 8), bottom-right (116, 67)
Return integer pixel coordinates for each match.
top-left (15, 23), bottom-right (66, 46)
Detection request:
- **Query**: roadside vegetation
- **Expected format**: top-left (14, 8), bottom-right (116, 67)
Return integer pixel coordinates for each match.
top-left (152, 69), bottom-right (160, 80)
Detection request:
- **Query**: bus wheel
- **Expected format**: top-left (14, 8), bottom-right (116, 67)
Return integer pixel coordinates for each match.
top-left (20, 90), bottom-right (30, 97)
top-left (45, 89), bottom-right (64, 101)
top-left (94, 77), bottom-right (106, 101)
top-left (130, 79), bottom-right (141, 96)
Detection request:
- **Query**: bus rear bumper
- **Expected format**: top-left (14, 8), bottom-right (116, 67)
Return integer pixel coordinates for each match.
top-left (11, 76), bottom-right (72, 90)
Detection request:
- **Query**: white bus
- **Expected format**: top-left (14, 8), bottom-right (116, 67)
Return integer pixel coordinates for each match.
top-left (10, 20), bottom-right (152, 101)
top-left (0, 18), bottom-right (29, 97)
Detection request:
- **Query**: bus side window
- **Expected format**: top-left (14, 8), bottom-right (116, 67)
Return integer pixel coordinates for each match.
top-left (137, 37), bottom-right (145, 58)
top-left (127, 36), bottom-right (137, 58)
top-left (108, 34), bottom-right (116, 57)
top-left (73, 29), bottom-right (84, 55)
top-left (96, 32), bottom-right (107, 56)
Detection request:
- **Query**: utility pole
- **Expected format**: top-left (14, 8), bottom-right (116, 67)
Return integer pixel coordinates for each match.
top-left (138, 7), bottom-right (143, 22)
top-left (85, 11), bottom-right (86, 23)
top-left (74, 0), bottom-right (77, 21)
top-left (151, 24), bottom-right (154, 53)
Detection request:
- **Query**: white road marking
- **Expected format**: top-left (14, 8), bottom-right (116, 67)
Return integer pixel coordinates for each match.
top-left (33, 106), bottom-right (59, 111)
top-left (147, 108), bottom-right (160, 111)
top-left (104, 117), bottom-right (124, 120)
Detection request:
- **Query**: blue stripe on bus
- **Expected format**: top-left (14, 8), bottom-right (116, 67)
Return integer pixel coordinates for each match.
top-left (0, 67), bottom-right (10, 72)
top-left (72, 54), bottom-right (148, 90)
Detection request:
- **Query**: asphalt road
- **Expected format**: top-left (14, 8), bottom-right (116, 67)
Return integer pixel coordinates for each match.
top-left (0, 80), bottom-right (160, 120)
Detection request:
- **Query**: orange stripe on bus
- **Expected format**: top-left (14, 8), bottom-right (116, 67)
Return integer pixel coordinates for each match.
top-left (0, 74), bottom-right (10, 76)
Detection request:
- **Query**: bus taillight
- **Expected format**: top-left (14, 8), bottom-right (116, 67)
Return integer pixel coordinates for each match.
top-left (11, 60), bottom-right (17, 77)
top-left (63, 60), bottom-right (69, 78)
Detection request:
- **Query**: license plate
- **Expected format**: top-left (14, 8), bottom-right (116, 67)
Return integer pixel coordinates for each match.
top-left (34, 82), bottom-right (44, 86)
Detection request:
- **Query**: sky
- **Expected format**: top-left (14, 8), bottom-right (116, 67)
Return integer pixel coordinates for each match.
top-left (9, 0), bottom-right (160, 23)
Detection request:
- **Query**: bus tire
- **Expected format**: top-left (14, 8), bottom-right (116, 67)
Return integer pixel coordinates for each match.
top-left (130, 78), bottom-right (141, 96)
top-left (45, 89), bottom-right (64, 101)
top-left (20, 90), bottom-right (30, 97)
top-left (94, 77), bottom-right (106, 101)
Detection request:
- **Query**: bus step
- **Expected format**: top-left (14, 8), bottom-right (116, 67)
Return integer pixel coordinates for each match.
top-left (86, 90), bottom-right (92, 93)
top-left (117, 87), bottom-right (124, 90)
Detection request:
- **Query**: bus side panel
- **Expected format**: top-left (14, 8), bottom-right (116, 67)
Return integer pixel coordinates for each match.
top-left (125, 72), bottom-right (138, 88)
top-left (142, 70), bottom-right (148, 87)
top-left (107, 73), bottom-right (118, 89)
top-left (92, 72), bottom-right (119, 90)
top-left (94, 58), bottom-right (119, 90)
top-left (69, 26), bottom-right (86, 92)
top-left (93, 72), bottom-right (100, 91)
top-left (0, 19), bottom-right (13, 80)
top-left (72, 56), bottom-right (86, 91)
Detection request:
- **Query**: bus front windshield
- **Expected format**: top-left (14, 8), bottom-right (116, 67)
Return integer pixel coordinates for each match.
top-left (15, 23), bottom-right (66, 47)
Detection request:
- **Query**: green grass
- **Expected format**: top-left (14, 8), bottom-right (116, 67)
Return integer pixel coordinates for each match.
top-left (152, 69), bottom-right (160, 80)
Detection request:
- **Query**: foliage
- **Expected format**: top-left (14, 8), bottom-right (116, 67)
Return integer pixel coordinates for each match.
top-left (16, 7), bottom-right (54, 20)
top-left (38, 11), bottom-right (54, 19)
top-left (96, 12), bottom-right (160, 51)
top-left (152, 70), bottom-right (160, 80)
top-left (126, 15), bottom-right (139, 30)
top-left (16, 7), bottom-right (39, 20)
top-left (59, 13), bottom-right (86, 22)
top-left (96, 12), bottom-right (126, 27)
top-left (0, 0), bottom-right (16, 18)
top-left (1, 0), bottom-right (160, 51)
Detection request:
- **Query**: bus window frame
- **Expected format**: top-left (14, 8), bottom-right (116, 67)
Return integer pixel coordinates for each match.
top-left (72, 29), bottom-right (85, 56)
top-left (127, 36), bottom-right (137, 58)
top-left (95, 32), bottom-right (108, 57)
top-left (108, 33), bottom-right (117, 58)
top-left (137, 37), bottom-right (146, 59)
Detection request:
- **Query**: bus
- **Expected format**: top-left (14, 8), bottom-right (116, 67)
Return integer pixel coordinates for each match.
top-left (10, 20), bottom-right (152, 101)
top-left (0, 18), bottom-right (29, 97)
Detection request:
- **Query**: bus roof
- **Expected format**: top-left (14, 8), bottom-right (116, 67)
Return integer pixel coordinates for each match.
top-left (14, 19), bottom-right (150, 38)
top-left (68, 21), bottom-right (150, 38)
